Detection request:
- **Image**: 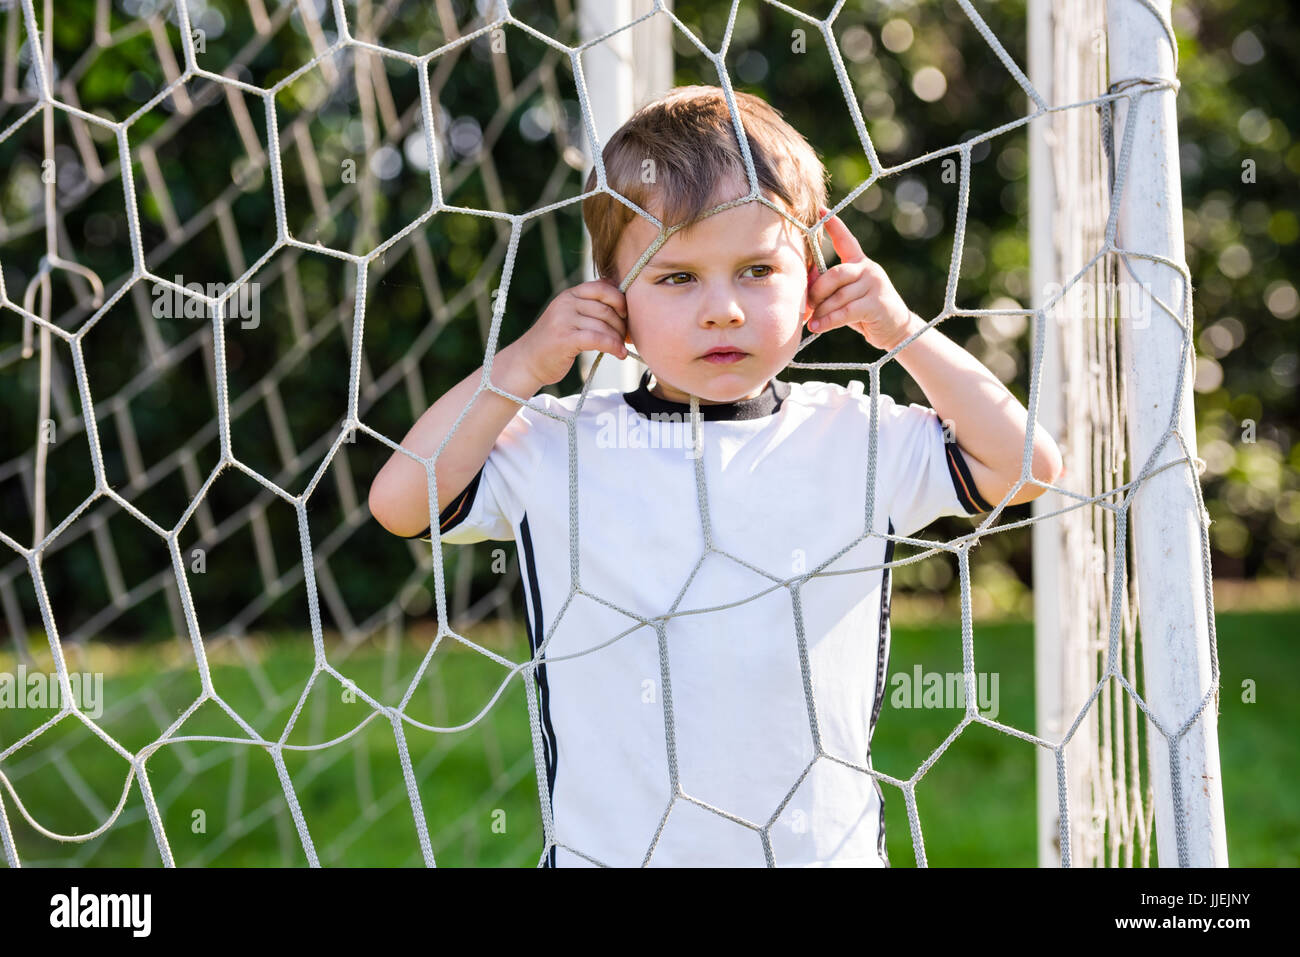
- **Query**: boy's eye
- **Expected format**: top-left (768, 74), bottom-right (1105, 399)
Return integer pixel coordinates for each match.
top-left (657, 266), bottom-right (773, 285)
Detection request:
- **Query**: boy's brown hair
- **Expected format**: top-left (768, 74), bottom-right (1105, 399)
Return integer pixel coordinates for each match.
top-left (582, 85), bottom-right (830, 285)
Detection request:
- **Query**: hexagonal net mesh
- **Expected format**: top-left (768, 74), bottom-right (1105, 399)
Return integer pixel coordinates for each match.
top-left (0, 0), bottom-right (1218, 866)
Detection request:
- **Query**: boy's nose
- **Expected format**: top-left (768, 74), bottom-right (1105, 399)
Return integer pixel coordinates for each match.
top-left (700, 293), bottom-right (746, 327)
top-left (702, 310), bottom-right (745, 328)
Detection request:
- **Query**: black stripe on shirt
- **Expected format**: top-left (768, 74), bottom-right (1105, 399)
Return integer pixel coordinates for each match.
top-left (395, 464), bottom-right (486, 540)
top-left (944, 442), bottom-right (993, 514)
top-left (869, 519), bottom-right (895, 867)
top-left (519, 512), bottom-right (558, 868)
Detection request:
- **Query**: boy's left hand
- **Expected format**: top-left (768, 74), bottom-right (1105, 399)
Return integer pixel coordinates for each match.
top-left (804, 206), bottom-right (920, 352)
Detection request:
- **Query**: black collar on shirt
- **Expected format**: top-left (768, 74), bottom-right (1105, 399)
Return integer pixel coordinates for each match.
top-left (622, 369), bottom-right (791, 421)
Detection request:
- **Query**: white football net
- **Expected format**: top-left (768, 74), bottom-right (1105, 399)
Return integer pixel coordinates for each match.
top-left (0, 0), bottom-right (1215, 867)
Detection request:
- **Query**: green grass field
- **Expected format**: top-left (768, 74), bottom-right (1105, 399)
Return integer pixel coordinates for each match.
top-left (1, 608), bottom-right (1295, 867)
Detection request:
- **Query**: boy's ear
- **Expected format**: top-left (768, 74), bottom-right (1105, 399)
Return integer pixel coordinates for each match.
top-left (802, 262), bottom-right (818, 324)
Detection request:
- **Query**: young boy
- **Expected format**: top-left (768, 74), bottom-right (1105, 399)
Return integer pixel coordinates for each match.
top-left (368, 85), bottom-right (1063, 867)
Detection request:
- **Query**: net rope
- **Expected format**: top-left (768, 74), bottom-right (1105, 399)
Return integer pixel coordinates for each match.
top-left (0, 0), bottom-right (1216, 867)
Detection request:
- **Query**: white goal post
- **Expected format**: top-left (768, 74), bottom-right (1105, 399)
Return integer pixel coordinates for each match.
top-left (1104, 0), bottom-right (1225, 868)
top-left (576, 0), bottom-right (672, 393)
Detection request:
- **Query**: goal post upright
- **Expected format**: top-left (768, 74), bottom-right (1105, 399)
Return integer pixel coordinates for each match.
top-left (1105, 0), bottom-right (1227, 867)
top-left (576, 0), bottom-right (673, 392)
top-left (1028, 0), bottom-right (1113, 869)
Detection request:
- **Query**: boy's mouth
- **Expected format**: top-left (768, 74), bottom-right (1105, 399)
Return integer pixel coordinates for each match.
top-left (700, 347), bottom-right (747, 364)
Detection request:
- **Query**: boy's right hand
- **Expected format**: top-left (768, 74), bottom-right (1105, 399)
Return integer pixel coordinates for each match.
top-left (506, 280), bottom-right (629, 387)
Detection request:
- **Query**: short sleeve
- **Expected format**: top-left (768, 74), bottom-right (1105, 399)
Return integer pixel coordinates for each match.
top-left (873, 392), bottom-right (991, 538)
top-left (398, 392), bottom-right (560, 545)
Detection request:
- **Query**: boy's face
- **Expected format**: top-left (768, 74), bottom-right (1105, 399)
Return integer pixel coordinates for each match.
top-left (612, 182), bottom-right (816, 405)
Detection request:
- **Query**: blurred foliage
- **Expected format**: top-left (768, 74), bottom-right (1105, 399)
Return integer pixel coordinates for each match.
top-left (1170, 1), bottom-right (1299, 581)
top-left (0, 0), bottom-right (1293, 639)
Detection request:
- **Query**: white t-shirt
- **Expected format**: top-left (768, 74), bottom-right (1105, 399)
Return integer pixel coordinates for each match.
top-left (404, 369), bottom-right (990, 867)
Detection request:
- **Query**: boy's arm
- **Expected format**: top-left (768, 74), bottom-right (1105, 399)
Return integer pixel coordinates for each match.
top-left (368, 344), bottom-right (544, 539)
top-left (369, 279), bottom-right (628, 539)
top-left (805, 208), bottom-right (1063, 510)
top-left (885, 311), bottom-right (1064, 508)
